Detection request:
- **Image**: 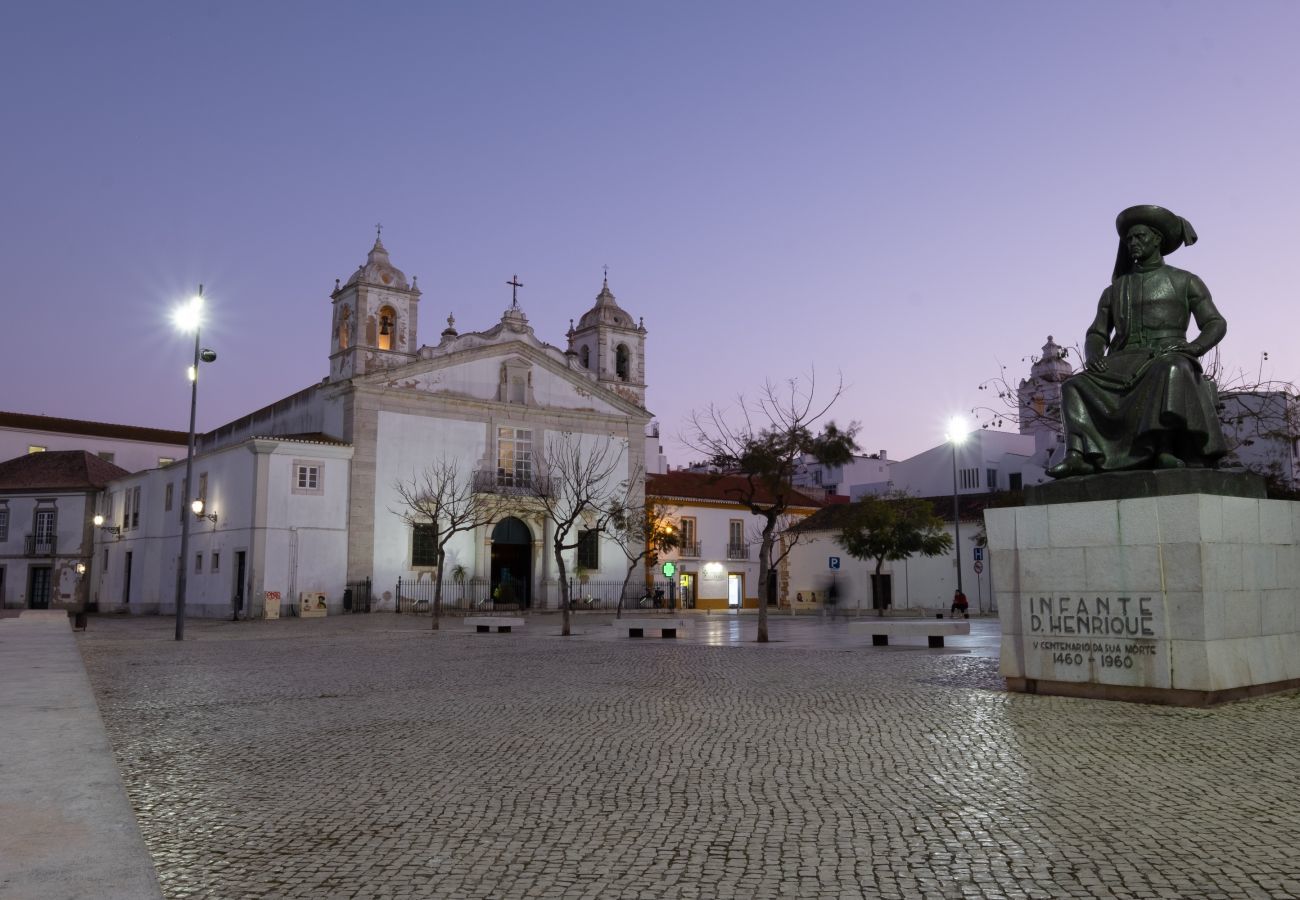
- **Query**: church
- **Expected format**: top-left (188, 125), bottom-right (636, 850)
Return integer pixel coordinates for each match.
top-left (76, 236), bottom-right (655, 617)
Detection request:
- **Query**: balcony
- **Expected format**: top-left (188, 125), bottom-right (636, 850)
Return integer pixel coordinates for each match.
top-left (25, 534), bottom-right (57, 556)
top-left (726, 543), bottom-right (749, 560)
top-left (473, 468), bottom-right (553, 498)
top-left (676, 541), bottom-right (701, 559)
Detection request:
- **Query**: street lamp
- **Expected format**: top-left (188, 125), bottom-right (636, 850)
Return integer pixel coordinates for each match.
top-left (191, 498), bottom-right (217, 524)
top-left (173, 286), bottom-right (217, 641)
top-left (945, 416), bottom-right (970, 603)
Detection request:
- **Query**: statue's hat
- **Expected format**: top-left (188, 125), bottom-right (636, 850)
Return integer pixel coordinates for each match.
top-left (1113, 205), bottom-right (1198, 280)
top-left (1115, 205), bottom-right (1197, 255)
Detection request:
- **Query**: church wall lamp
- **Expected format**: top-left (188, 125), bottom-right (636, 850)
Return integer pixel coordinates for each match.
top-left (191, 499), bottom-right (218, 525)
top-left (92, 514), bottom-right (120, 536)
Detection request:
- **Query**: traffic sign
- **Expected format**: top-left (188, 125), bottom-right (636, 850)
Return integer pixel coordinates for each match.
top-left (973, 547), bottom-right (984, 561)
top-left (973, 561), bottom-right (984, 574)
top-left (829, 556), bottom-right (841, 570)
top-left (661, 561), bottom-right (676, 577)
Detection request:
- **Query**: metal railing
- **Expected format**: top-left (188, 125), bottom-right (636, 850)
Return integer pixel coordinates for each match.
top-left (471, 469), bottom-right (553, 497)
top-left (343, 577), bottom-right (373, 613)
top-left (24, 534), bottom-right (57, 556)
top-left (726, 543), bottom-right (749, 560)
top-left (676, 541), bottom-right (701, 558)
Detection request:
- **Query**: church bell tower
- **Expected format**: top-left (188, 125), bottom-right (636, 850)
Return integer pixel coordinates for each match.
top-left (566, 275), bottom-right (647, 407)
top-left (329, 230), bottom-right (421, 382)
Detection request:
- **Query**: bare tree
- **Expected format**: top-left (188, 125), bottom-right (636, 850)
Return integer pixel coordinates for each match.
top-left (531, 432), bottom-right (631, 636)
top-left (391, 458), bottom-right (501, 630)
top-left (608, 493), bottom-right (679, 618)
top-left (685, 373), bottom-right (859, 642)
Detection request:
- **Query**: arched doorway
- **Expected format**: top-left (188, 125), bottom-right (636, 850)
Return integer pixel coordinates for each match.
top-left (490, 517), bottom-right (532, 609)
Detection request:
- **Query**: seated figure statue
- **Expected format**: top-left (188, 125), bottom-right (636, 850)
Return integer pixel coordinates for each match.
top-left (1047, 205), bottom-right (1228, 478)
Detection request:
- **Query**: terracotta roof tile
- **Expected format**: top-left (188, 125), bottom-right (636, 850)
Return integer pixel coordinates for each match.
top-left (0, 450), bottom-right (130, 491)
top-left (0, 411), bottom-right (187, 446)
top-left (647, 471), bottom-right (823, 509)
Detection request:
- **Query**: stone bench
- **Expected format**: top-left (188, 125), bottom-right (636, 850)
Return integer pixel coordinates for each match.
top-left (620, 618), bottom-right (688, 639)
top-left (849, 618), bottom-right (970, 648)
top-left (464, 616), bottom-right (525, 633)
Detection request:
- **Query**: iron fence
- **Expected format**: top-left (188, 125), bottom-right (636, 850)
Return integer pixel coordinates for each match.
top-left (343, 577), bottom-right (373, 613)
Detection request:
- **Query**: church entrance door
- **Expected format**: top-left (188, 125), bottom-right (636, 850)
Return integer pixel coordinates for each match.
top-left (490, 517), bottom-right (532, 609)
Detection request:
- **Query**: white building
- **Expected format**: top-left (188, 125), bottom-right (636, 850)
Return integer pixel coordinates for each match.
top-left (0, 411), bottom-right (187, 473)
top-left (1219, 389), bottom-right (1300, 489)
top-left (647, 470), bottom-right (821, 610)
top-left (9, 236), bottom-right (656, 616)
top-left (0, 451), bottom-right (128, 610)
top-left (792, 451), bottom-right (890, 499)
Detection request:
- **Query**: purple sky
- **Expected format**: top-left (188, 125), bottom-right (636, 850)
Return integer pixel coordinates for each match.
top-left (3, 2), bottom-right (1299, 464)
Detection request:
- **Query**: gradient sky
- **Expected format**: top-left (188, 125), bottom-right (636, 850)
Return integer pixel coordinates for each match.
top-left (3, 2), bottom-right (1299, 465)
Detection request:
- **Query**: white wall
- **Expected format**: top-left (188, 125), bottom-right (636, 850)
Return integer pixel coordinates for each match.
top-left (0, 491), bottom-right (94, 610)
top-left (95, 438), bottom-right (352, 618)
top-left (0, 427), bottom-right (184, 473)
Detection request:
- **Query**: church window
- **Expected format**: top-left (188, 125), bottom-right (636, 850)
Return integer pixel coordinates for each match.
top-left (580, 345), bottom-right (590, 369)
top-left (293, 461), bottom-right (324, 495)
top-left (577, 529), bottom-right (599, 570)
top-left (509, 375), bottom-right (526, 404)
top-left (377, 305), bottom-right (397, 351)
top-left (496, 428), bottom-right (533, 488)
top-left (412, 524), bottom-right (438, 567)
top-left (615, 344), bottom-right (630, 381)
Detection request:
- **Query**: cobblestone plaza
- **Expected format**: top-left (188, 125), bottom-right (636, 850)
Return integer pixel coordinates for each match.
top-left (80, 615), bottom-right (1300, 899)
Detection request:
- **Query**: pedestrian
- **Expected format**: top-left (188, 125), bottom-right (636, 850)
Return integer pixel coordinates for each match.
top-left (951, 588), bottom-right (969, 618)
top-left (827, 579), bottom-right (843, 620)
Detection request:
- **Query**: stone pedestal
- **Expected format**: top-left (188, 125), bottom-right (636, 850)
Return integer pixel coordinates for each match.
top-left (987, 479), bottom-right (1300, 706)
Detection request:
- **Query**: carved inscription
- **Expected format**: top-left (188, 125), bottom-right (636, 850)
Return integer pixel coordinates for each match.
top-left (1022, 595), bottom-right (1162, 681)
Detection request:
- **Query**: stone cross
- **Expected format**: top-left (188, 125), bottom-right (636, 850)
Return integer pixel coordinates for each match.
top-left (507, 274), bottom-right (523, 309)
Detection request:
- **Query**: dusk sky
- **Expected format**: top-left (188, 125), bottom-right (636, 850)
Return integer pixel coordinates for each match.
top-left (4, 2), bottom-right (1299, 464)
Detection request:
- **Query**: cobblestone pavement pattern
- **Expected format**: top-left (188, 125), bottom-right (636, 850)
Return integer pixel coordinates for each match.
top-left (79, 615), bottom-right (1300, 899)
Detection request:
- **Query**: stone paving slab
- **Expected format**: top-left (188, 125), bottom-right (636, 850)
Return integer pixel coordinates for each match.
top-left (0, 611), bottom-right (163, 900)
top-left (78, 614), bottom-right (1300, 899)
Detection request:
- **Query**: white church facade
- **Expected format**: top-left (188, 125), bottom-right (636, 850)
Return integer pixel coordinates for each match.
top-left (77, 236), bottom-right (654, 617)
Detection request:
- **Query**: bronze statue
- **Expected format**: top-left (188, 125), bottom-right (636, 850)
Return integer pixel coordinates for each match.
top-left (1047, 205), bottom-right (1227, 478)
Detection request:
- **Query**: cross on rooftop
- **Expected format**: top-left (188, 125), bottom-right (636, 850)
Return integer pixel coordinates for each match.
top-left (507, 274), bottom-right (523, 309)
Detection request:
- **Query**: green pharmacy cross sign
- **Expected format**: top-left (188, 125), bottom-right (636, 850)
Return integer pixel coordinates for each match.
top-left (661, 562), bottom-right (676, 577)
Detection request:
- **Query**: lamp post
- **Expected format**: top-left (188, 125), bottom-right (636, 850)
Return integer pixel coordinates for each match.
top-left (945, 416), bottom-right (970, 603)
top-left (173, 287), bottom-right (217, 641)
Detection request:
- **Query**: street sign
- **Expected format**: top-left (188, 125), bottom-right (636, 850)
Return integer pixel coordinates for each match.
top-left (829, 556), bottom-right (841, 570)
top-left (973, 547), bottom-right (984, 561)
top-left (973, 561), bottom-right (984, 574)
top-left (661, 561), bottom-right (676, 577)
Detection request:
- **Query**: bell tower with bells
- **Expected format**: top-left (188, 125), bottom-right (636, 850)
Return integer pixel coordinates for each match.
top-left (329, 225), bottom-right (422, 382)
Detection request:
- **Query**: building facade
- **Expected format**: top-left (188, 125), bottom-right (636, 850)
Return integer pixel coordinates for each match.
top-left (86, 236), bottom-right (653, 616)
top-left (647, 471), bottom-right (821, 610)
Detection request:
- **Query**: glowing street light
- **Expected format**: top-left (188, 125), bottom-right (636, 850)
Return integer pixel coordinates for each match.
top-left (945, 416), bottom-right (970, 602)
top-left (173, 285), bottom-right (217, 641)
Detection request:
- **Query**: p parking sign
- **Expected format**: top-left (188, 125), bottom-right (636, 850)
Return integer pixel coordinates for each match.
top-left (829, 556), bottom-right (841, 570)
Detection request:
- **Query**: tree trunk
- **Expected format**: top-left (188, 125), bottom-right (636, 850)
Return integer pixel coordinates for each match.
top-left (554, 545), bottom-right (571, 636)
top-left (757, 517), bottom-right (776, 642)
top-left (431, 547), bottom-right (445, 631)
top-left (616, 560), bottom-right (639, 620)
top-left (875, 558), bottom-right (886, 617)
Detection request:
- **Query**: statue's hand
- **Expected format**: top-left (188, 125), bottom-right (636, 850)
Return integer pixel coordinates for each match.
top-left (1159, 339), bottom-right (1197, 356)
top-left (1084, 357), bottom-right (1108, 374)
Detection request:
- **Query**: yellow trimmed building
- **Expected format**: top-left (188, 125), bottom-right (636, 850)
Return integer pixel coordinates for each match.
top-left (646, 471), bottom-right (822, 610)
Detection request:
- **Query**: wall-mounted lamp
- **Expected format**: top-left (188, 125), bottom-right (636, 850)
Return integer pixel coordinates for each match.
top-left (191, 499), bottom-right (217, 525)
top-left (92, 514), bottom-right (120, 536)
top-left (75, 562), bottom-right (87, 577)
